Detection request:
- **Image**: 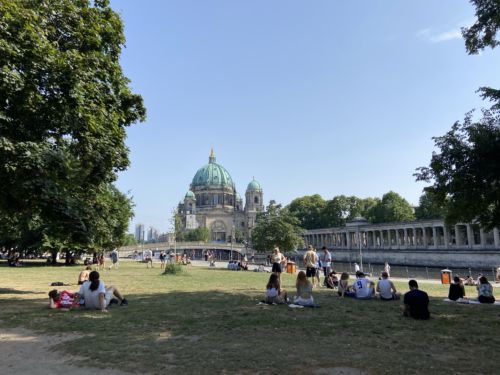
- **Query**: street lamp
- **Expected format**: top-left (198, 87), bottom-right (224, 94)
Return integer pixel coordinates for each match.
top-left (357, 228), bottom-right (363, 272)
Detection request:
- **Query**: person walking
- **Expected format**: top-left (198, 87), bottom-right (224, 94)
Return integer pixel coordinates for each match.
top-left (271, 247), bottom-right (284, 283)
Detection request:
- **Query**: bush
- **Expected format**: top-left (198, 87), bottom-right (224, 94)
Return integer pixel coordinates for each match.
top-left (163, 262), bottom-right (184, 275)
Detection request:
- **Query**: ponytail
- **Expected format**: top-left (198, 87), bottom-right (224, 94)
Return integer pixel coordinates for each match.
top-left (88, 271), bottom-right (100, 291)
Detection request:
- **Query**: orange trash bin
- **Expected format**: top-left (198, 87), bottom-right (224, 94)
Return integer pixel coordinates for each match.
top-left (176, 254), bottom-right (182, 263)
top-left (441, 269), bottom-right (452, 284)
top-left (286, 262), bottom-right (296, 274)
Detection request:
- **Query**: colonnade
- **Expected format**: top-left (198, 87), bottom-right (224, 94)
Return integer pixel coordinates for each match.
top-left (302, 219), bottom-right (500, 250)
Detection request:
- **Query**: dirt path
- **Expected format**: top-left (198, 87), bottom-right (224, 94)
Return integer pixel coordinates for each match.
top-left (0, 328), bottom-right (140, 375)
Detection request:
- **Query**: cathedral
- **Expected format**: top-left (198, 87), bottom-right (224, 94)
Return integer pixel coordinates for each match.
top-left (177, 150), bottom-right (264, 242)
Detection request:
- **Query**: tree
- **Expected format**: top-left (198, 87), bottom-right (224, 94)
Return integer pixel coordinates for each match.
top-left (462, 0), bottom-right (500, 110)
top-left (184, 227), bottom-right (210, 242)
top-left (416, 111), bottom-right (500, 229)
top-left (368, 191), bottom-right (415, 223)
top-left (286, 194), bottom-right (326, 229)
top-left (0, 0), bottom-right (146, 256)
top-left (251, 201), bottom-right (304, 253)
top-left (416, 0), bottom-right (500, 230)
top-left (414, 191), bottom-right (447, 220)
top-left (123, 234), bottom-right (137, 246)
top-left (321, 195), bottom-right (380, 227)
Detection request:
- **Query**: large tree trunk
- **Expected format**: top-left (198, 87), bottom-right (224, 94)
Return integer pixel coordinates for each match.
top-left (50, 250), bottom-right (58, 265)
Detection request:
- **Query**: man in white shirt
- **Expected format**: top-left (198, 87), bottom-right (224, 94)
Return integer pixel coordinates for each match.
top-left (353, 272), bottom-right (375, 300)
top-left (143, 249), bottom-right (153, 268)
top-left (376, 271), bottom-right (400, 300)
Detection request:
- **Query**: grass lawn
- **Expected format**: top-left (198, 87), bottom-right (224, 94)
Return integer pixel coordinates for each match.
top-left (0, 261), bottom-right (499, 375)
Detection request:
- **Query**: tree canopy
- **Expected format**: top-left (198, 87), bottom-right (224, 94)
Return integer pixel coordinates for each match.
top-left (367, 191), bottom-right (415, 224)
top-left (417, 0), bottom-right (500, 230)
top-left (286, 194), bottom-right (326, 230)
top-left (251, 201), bottom-right (304, 253)
top-left (0, 0), bottom-right (145, 255)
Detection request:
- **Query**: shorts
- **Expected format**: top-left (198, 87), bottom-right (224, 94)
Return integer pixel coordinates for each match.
top-left (338, 291), bottom-right (355, 297)
top-left (104, 289), bottom-right (114, 306)
top-left (265, 295), bottom-right (285, 304)
top-left (294, 296), bottom-right (314, 306)
top-left (272, 263), bottom-right (282, 273)
top-left (380, 294), bottom-right (400, 301)
top-left (306, 267), bottom-right (316, 277)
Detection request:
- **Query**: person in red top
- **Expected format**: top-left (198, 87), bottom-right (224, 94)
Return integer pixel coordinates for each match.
top-left (48, 289), bottom-right (79, 310)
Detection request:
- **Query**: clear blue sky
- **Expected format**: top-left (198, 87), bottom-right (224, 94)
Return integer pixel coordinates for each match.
top-left (110, 0), bottom-right (500, 234)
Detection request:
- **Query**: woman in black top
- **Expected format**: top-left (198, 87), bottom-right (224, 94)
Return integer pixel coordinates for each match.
top-left (448, 276), bottom-right (465, 301)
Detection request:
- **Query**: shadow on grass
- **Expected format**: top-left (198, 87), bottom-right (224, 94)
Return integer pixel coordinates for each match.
top-left (1, 288), bottom-right (500, 375)
top-left (0, 288), bottom-right (39, 295)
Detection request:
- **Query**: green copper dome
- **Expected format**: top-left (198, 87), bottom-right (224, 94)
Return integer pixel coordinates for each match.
top-left (191, 150), bottom-right (235, 189)
top-left (185, 190), bottom-right (195, 199)
top-left (246, 178), bottom-right (262, 192)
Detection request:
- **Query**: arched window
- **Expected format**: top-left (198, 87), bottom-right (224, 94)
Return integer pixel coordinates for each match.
top-left (254, 196), bottom-right (259, 204)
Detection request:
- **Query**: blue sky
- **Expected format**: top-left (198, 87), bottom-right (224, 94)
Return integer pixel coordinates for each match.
top-left (110, 0), bottom-right (500, 233)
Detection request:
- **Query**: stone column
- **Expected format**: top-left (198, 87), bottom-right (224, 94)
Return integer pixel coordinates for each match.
top-left (346, 232), bottom-right (351, 249)
top-left (466, 224), bottom-right (474, 248)
top-left (455, 225), bottom-right (462, 247)
top-left (432, 226), bottom-right (438, 248)
top-left (387, 230), bottom-right (392, 248)
top-left (422, 227), bottom-right (427, 248)
top-left (443, 226), bottom-right (449, 249)
top-left (494, 228), bottom-right (500, 248)
top-left (479, 228), bottom-right (486, 248)
top-left (403, 228), bottom-right (408, 246)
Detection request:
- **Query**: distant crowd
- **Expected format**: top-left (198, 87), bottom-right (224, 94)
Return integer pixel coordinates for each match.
top-left (263, 245), bottom-right (497, 319)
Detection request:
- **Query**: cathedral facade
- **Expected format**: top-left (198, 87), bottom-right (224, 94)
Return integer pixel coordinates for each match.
top-left (177, 150), bottom-right (263, 242)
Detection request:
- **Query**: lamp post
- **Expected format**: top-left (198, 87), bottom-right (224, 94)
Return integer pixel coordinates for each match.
top-left (357, 228), bottom-right (363, 272)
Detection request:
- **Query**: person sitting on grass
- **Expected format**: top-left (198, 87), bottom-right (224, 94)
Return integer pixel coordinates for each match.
top-left (376, 271), bottom-right (400, 301)
top-left (294, 271), bottom-right (314, 306)
top-left (265, 273), bottom-right (287, 304)
top-left (477, 276), bottom-right (496, 304)
top-left (448, 276), bottom-right (466, 301)
top-left (353, 271), bottom-right (375, 300)
top-left (325, 271), bottom-right (338, 289)
top-left (338, 272), bottom-right (355, 298)
top-left (77, 265), bottom-right (92, 285)
top-left (75, 271), bottom-right (128, 313)
top-left (48, 289), bottom-right (80, 310)
top-left (403, 279), bottom-right (430, 320)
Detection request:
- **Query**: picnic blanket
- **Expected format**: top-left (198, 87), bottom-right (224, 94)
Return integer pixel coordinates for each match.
top-left (443, 298), bottom-right (500, 306)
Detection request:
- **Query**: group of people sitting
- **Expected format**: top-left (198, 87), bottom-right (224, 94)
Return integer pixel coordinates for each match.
top-left (264, 268), bottom-right (431, 319)
top-left (227, 260), bottom-right (249, 271)
top-left (49, 269), bottom-right (128, 312)
top-left (448, 274), bottom-right (496, 304)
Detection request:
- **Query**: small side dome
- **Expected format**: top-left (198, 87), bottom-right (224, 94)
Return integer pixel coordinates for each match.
top-left (246, 178), bottom-right (262, 192)
top-left (236, 192), bottom-right (242, 201)
top-left (185, 190), bottom-right (195, 199)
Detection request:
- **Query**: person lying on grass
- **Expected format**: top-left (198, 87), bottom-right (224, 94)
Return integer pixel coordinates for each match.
top-left (294, 271), bottom-right (314, 306)
top-left (48, 289), bottom-right (81, 310)
top-left (265, 272), bottom-right (287, 304)
top-left (376, 271), bottom-right (400, 301)
top-left (74, 271), bottom-right (128, 313)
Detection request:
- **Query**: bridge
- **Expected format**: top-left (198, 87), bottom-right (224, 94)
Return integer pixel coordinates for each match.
top-left (118, 241), bottom-right (249, 260)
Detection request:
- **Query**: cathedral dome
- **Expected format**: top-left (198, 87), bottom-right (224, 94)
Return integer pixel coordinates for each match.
top-left (185, 190), bottom-right (195, 199)
top-left (191, 150), bottom-right (235, 190)
top-left (246, 178), bottom-right (262, 192)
